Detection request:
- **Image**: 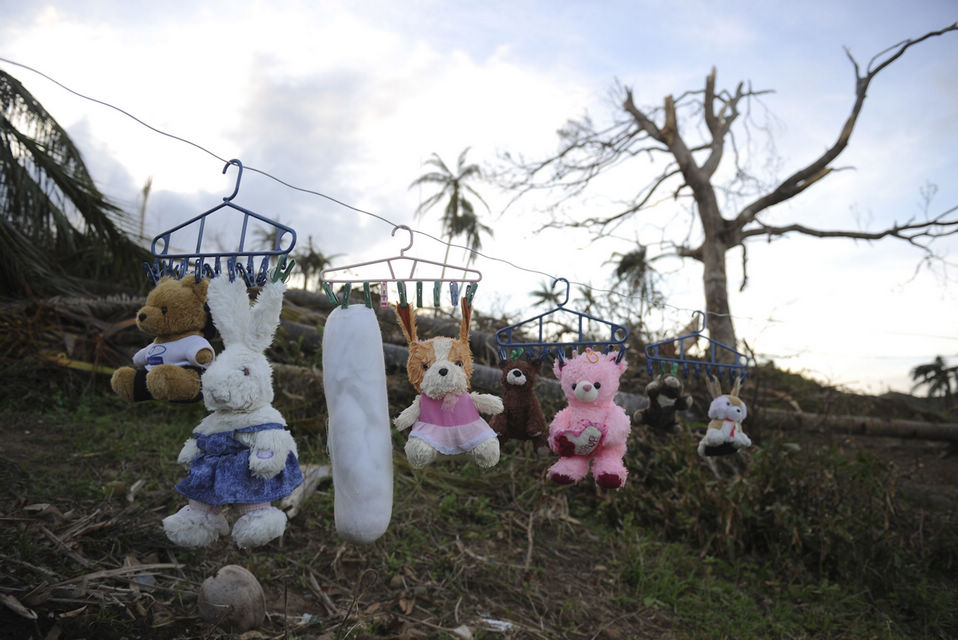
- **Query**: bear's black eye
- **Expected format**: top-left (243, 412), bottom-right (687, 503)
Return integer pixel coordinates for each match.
top-left (242, 367), bottom-right (250, 376)
top-left (571, 383), bottom-right (577, 390)
top-left (455, 361), bottom-right (463, 367)
top-left (594, 382), bottom-right (601, 389)
top-left (422, 362), bottom-right (429, 370)
top-left (160, 306), bottom-right (168, 315)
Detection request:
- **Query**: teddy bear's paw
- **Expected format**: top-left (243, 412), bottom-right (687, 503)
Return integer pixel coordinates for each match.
top-left (404, 438), bottom-right (438, 468)
top-left (232, 506), bottom-right (287, 549)
top-left (162, 505), bottom-right (229, 547)
top-left (110, 367), bottom-right (137, 403)
top-left (732, 431), bottom-right (752, 449)
top-left (146, 365), bottom-right (202, 402)
top-left (547, 457), bottom-right (588, 485)
top-left (471, 438), bottom-right (500, 469)
top-left (553, 425), bottom-right (603, 457)
top-left (595, 471), bottom-right (626, 490)
top-left (548, 471), bottom-right (577, 485)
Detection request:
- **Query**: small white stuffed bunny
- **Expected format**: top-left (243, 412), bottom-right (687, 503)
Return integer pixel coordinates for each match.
top-left (698, 375), bottom-right (752, 457)
top-left (163, 276), bottom-right (303, 549)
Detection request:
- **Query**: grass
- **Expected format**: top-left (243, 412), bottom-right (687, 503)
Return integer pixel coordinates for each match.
top-left (1, 363), bottom-right (957, 639)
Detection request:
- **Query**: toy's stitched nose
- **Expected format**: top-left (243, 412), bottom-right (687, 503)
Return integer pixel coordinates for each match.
top-left (438, 367), bottom-right (448, 376)
top-left (511, 369), bottom-right (522, 377)
top-left (581, 383), bottom-right (593, 392)
top-left (138, 313), bottom-right (147, 322)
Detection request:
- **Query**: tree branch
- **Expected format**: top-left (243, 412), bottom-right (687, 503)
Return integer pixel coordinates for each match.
top-left (734, 22), bottom-right (958, 231)
top-left (740, 204), bottom-right (958, 248)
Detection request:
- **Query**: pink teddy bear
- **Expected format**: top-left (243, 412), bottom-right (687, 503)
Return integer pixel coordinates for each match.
top-left (547, 348), bottom-right (630, 489)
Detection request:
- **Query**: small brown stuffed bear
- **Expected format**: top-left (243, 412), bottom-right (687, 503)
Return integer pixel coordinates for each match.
top-left (633, 374), bottom-right (693, 435)
top-left (490, 359), bottom-right (549, 455)
top-left (111, 276), bottom-right (215, 403)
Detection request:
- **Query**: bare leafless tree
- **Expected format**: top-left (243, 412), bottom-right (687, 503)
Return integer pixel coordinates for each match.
top-left (500, 23), bottom-right (958, 354)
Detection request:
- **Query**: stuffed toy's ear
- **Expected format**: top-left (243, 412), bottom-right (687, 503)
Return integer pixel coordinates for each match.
top-left (553, 355), bottom-right (564, 379)
top-left (395, 303), bottom-right (418, 344)
top-left (247, 280), bottom-right (286, 353)
top-left (705, 375), bottom-right (723, 400)
top-left (459, 297), bottom-right (472, 344)
top-left (190, 277), bottom-right (210, 302)
top-left (207, 276), bottom-right (250, 348)
top-left (730, 375), bottom-right (742, 398)
top-left (606, 350), bottom-right (628, 372)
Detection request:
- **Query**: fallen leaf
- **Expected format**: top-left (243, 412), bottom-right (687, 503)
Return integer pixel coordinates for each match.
top-left (0, 593), bottom-right (37, 620)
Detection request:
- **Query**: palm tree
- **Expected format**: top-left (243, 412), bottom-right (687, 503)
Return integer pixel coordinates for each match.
top-left (1, 69), bottom-right (149, 297)
top-left (409, 147), bottom-right (492, 267)
top-left (293, 235), bottom-right (338, 291)
top-left (910, 356), bottom-right (958, 401)
top-left (609, 245), bottom-right (662, 317)
top-left (530, 280), bottom-right (563, 309)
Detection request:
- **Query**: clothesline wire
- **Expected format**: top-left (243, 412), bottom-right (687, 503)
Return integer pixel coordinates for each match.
top-left (0, 55), bottom-right (808, 328)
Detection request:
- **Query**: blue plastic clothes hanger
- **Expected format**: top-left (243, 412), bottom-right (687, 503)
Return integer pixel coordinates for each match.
top-left (143, 159), bottom-right (297, 286)
top-left (644, 311), bottom-right (749, 382)
top-left (495, 278), bottom-right (629, 364)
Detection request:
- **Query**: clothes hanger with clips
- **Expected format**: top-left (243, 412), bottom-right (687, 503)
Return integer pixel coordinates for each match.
top-left (495, 277), bottom-right (629, 364)
top-left (143, 159), bottom-right (297, 286)
top-left (319, 225), bottom-right (482, 309)
top-left (644, 310), bottom-right (749, 382)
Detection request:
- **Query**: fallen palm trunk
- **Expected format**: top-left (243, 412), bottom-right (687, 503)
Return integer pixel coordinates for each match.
top-left (756, 407), bottom-right (958, 442)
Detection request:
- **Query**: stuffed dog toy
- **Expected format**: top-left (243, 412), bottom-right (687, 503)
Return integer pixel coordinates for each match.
top-left (393, 298), bottom-right (503, 469)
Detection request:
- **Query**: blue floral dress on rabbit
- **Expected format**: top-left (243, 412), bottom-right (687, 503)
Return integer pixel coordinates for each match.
top-left (175, 424), bottom-right (304, 506)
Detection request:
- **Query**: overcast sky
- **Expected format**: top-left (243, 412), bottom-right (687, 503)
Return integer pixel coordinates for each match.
top-left (2, 1), bottom-right (957, 395)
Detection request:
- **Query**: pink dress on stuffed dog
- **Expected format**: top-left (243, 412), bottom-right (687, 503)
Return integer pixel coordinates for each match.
top-left (410, 392), bottom-right (497, 455)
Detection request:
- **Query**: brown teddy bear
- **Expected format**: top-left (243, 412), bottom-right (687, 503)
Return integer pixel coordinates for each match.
top-left (111, 276), bottom-right (215, 403)
top-left (490, 358), bottom-right (549, 455)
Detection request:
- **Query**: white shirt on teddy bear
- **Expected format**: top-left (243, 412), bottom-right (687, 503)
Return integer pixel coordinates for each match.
top-left (133, 334), bottom-right (214, 370)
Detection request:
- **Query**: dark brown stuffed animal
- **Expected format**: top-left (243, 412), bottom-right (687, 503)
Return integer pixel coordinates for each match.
top-left (490, 359), bottom-right (549, 455)
top-left (633, 374), bottom-right (693, 435)
top-left (111, 277), bottom-right (215, 403)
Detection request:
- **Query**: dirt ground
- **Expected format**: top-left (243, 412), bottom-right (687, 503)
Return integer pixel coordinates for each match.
top-left (0, 407), bottom-right (679, 640)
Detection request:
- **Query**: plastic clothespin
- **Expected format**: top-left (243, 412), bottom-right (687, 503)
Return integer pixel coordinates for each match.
top-left (363, 282), bottom-right (372, 308)
top-left (341, 283), bottom-right (351, 309)
top-left (450, 282), bottom-right (460, 306)
top-left (272, 256), bottom-right (296, 283)
top-left (398, 281), bottom-right (408, 307)
top-left (433, 281), bottom-right (441, 307)
top-left (465, 282), bottom-right (478, 305)
top-left (380, 282), bottom-right (388, 309)
top-left (416, 281), bottom-right (423, 307)
top-left (322, 282), bottom-right (340, 306)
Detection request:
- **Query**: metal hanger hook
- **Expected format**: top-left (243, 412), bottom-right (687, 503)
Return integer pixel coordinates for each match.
top-left (552, 277), bottom-right (570, 307)
top-left (222, 159), bottom-right (243, 202)
top-left (392, 224), bottom-right (414, 255)
top-left (692, 309), bottom-right (706, 333)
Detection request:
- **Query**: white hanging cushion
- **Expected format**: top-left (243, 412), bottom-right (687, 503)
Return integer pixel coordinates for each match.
top-left (322, 304), bottom-right (394, 543)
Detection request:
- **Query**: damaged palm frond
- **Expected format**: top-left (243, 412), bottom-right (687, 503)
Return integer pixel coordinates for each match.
top-left (0, 69), bottom-right (151, 298)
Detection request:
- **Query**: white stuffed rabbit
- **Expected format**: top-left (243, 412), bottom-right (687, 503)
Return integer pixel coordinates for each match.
top-left (162, 276), bottom-right (303, 549)
top-left (698, 375), bottom-right (752, 457)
